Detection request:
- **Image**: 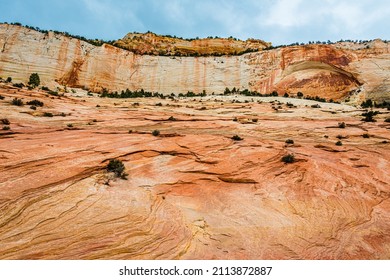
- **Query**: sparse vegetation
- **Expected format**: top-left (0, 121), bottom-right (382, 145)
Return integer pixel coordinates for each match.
top-left (6, 77), bottom-right (12, 83)
top-left (28, 73), bottom-right (40, 88)
top-left (26, 99), bottom-right (44, 107)
top-left (13, 83), bottom-right (24, 88)
top-left (1, 119), bottom-right (10, 125)
top-left (384, 118), bottom-right (390, 123)
top-left (231, 135), bottom-right (243, 141)
top-left (106, 159), bottom-right (127, 179)
top-left (11, 98), bottom-right (23, 106)
top-left (168, 116), bottom-right (177, 121)
top-left (336, 141), bottom-right (343, 146)
top-left (285, 139), bottom-right (294, 144)
top-left (30, 106), bottom-right (37, 110)
top-left (252, 118), bottom-right (258, 123)
top-left (2, 126), bottom-right (10, 130)
top-left (282, 154), bottom-right (295, 163)
top-left (67, 124), bottom-right (73, 128)
top-left (43, 112), bottom-right (53, 117)
top-left (362, 133), bottom-right (370, 138)
top-left (361, 111), bottom-right (378, 122)
top-left (152, 129), bottom-right (160, 136)
top-left (0, 95), bottom-right (5, 100)
top-left (338, 122), bottom-right (346, 128)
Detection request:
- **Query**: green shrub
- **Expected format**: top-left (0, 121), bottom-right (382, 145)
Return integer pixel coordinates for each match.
top-left (362, 133), bottom-right (370, 138)
top-left (67, 123), bottom-right (73, 128)
top-left (28, 73), bottom-right (40, 88)
top-left (338, 122), bottom-right (346, 128)
top-left (168, 116), bottom-right (177, 121)
top-left (27, 99), bottom-right (44, 107)
top-left (285, 139), bottom-right (294, 144)
top-left (0, 95), bottom-right (5, 100)
top-left (43, 112), bottom-right (53, 117)
top-left (335, 141), bottom-right (343, 146)
top-left (107, 159), bottom-right (127, 179)
top-left (282, 154), bottom-right (295, 163)
top-left (231, 135), bottom-right (243, 141)
top-left (1, 119), bottom-right (10, 125)
top-left (152, 129), bottom-right (160, 136)
top-left (11, 98), bottom-right (23, 106)
top-left (6, 77), bottom-right (12, 83)
top-left (384, 118), bottom-right (390, 123)
top-left (2, 125), bottom-right (10, 130)
top-left (361, 111), bottom-right (378, 122)
top-left (30, 105), bottom-right (37, 110)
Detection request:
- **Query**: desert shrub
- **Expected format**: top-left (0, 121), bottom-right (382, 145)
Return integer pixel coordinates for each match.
top-left (30, 106), bottom-right (37, 110)
top-left (43, 112), bottom-right (53, 117)
top-left (168, 116), bottom-right (177, 121)
top-left (335, 141), bottom-right (343, 146)
top-left (362, 133), bottom-right (370, 138)
top-left (338, 122), bottom-right (346, 128)
top-left (1, 119), bottom-right (10, 125)
top-left (233, 117), bottom-right (238, 122)
top-left (13, 83), bottom-right (24, 88)
top-left (285, 139), bottom-right (294, 144)
top-left (384, 118), bottom-right (390, 123)
top-left (67, 123), bottom-right (73, 128)
top-left (152, 129), bottom-right (160, 136)
top-left (297, 92), bottom-right (304, 98)
top-left (27, 99), bottom-right (44, 107)
top-left (252, 118), bottom-right (258, 123)
top-left (2, 125), bottom-right (10, 130)
top-left (311, 104), bottom-right (321, 108)
top-left (106, 159), bottom-right (127, 179)
top-left (282, 154), bottom-right (295, 163)
top-left (41, 86), bottom-right (50, 91)
top-left (283, 93), bottom-right (289, 97)
top-left (361, 111), bottom-right (378, 122)
top-left (128, 130), bottom-right (133, 133)
top-left (11, 98), bottom-right (23, 106)
top-left (0, 95), bottom-right (5, 100)
top-left (231, 135), bottom-right (243, 141)
top-left (28, 73), bottom-right (40, 88)
top-left (6, 77), bottom-right (12, 83)
top-left (155, 102), bottom-right (162, 106)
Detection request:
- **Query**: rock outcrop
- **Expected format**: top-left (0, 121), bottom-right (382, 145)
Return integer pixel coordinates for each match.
top-left (0, 24), bottom-right (389, 102)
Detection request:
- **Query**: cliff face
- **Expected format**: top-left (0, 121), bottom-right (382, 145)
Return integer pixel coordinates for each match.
top-left (0, 24), bottom-right (389, 101)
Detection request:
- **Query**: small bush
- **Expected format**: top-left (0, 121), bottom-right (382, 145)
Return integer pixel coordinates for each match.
top-left (30, 105), bottom-right (37, 110)
top-left (26, 99), bottom-right (44, 107)
top-left (231, 135), bottom-right (243, 141)
top-left (285, 139), bottom-right (294, 144)
top-left (1, 119), bottom-right (10, 125)
top-left (338, 122), bottom-right (346, 128)
top-left (28, 73), bottom-right (40, 88)
top-left (43, 112), bottom-right (53, 117)
top-left (2, 126), bottom-right (10, 130)
top-left (168, 116), bottom-right (177, 121)
top-left (106, 159), bottom-right (127, 179)
top-left (11, 98), bottom-right (23, 106)
top-left (361, 111), bottom-right (378, 122)
top-left (362, 133), bottom-right (370, 138)
top-left (13, 83), bottom-right (24, 88)
top-left (385, 118), bottom-right (390, 123)
top-left (252, 118), bottom-right (258, 123)
top-left (335, 141), bottom-right (343, 146)
top-left (0, 95), bottom-right (5, 100)
top-left (128, 130), bottom-right (133, 134)
top-left (152, 129), bottom-right (160, 136)
top-left (6, 77), bottom-right (12, 83)
top-left (233, 117), bottom-right (238, 122)
top-left (282, 154), bottom-right (295, 163)
top-left (155, 102), bottom-right (162, 106)
top-left (311, 104), bottom-right (321, 108)
top-left (67, 124), bottom-right (73, 128)
top-left (41, 86), bottom-right (50, 91)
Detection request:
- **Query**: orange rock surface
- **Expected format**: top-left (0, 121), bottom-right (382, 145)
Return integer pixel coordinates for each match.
top-left (1, 83), bottom-right (389, 259)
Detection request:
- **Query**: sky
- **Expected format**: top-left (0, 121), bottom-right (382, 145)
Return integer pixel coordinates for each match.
top-left (1, 0), bottom-right (389, 45)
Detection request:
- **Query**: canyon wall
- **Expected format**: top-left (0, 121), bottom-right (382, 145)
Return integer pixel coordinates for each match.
top-left (0, 24), bottom-right (389, 101)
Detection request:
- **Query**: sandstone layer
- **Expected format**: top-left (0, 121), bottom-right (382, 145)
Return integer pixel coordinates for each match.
top-left (0, 83), bottom-right (390, 259)
top-left (0, 24), bottom-right (389, 102)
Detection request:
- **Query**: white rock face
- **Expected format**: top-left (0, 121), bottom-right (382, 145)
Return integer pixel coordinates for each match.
top-left (1, 24), bottom-right (389, 101)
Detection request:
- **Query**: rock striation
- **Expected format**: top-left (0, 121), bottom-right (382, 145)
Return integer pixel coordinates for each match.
top-left (0, 23), bottom-right (389, 101)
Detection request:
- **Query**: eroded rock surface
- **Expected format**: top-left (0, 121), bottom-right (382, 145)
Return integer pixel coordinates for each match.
top-left (1, 84), bottom-right (389, 259)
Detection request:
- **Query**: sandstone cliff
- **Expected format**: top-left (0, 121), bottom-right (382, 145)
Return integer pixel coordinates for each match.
top-left (0, 24), bottom-right (389, 102)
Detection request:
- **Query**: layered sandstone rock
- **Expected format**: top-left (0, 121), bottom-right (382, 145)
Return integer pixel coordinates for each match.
top-left (0, 84), bottom-right (389, 259)
top-left (0, 24), bottom-right (389, 102)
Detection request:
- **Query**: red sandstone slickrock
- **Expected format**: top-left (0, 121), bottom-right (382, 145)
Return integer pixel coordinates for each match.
top-left (0, 83), bottom-right (389, 259)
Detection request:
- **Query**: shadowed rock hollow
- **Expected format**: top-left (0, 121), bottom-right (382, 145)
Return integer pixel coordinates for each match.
top-left (0, 83), bottom-right (389, 259)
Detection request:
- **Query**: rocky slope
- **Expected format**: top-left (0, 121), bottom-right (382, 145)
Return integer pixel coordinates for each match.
top-left (0, 84), bottom-right (390, 259)
top-left (0, 23), bottom-right (389, 102)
